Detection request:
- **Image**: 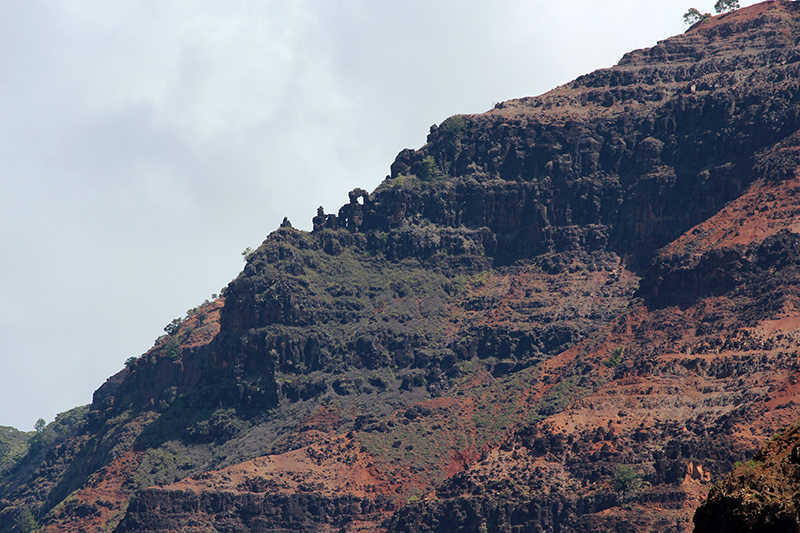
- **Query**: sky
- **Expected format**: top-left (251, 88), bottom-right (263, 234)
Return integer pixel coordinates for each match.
top-left (0, 0), bottom-right (763, 432)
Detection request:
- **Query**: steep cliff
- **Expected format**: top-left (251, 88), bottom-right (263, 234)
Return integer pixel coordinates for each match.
top-left (4, 2), bottom-right (800, 532)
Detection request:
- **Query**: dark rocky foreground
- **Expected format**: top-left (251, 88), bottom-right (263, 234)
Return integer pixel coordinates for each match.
top-left (694, 421), bottom-right (800, 533)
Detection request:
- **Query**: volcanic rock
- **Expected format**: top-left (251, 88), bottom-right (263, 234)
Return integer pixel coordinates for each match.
top-left (5, 3), bottom-right (800, 533)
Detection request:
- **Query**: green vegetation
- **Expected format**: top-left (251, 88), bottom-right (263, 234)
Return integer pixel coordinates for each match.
top-left (419, 155), bottom-right (440, 182)
top-left (440, 114), bottom-right (466, 142)
top-left (163, 335), bottom-right (181, 361)
top-left (130, 440), bottom-right (209, 488)
top-left (612, 464), bottom-right (641, 496)
top-left (359, 409), bottom-right (465, 492)
top-left (733, 459), bottom-right (763, 471)
top-left (25, 406), bottom-right (88, 456)
top-left (13, 509), bottom-right (36, 533)
top-left (0, 426), bottom-right (33, 478)
top-left (683, 8), bottom-right (710, 25)
top-left (714, 0), bottom-right (739, 13)
top-left (7, 14), bottom-right (800, 531)
top-left (470, 376), bottom-right (532, 447)
top-left (185, 408), bottom-right (245, 443)
top-left (603, 347), bottom-right (624, 368)
top-left (150, 301), bottom-right (219, 361)
top-left (164, 317), bottom-right (183, 336)
top-left (135, 399), bottom-right (249, 450)
top-left (532, 373), bottom-right (589, 420)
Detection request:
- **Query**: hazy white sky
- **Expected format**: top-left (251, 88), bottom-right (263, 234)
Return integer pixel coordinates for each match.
top-left (0, 1), bottom-right (762, 431)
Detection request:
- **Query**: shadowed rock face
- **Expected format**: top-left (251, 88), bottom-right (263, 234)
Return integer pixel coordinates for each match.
top-left (7, 2), bottom-right (800, 533)
top-left (371, 1), bottom-right (800, 269)
top-left (693, 421), bottom-right (800, 533)
top-left (116, 489), bottom-right (393, 533)
top-left (193, 0), bottom-right (800, 424)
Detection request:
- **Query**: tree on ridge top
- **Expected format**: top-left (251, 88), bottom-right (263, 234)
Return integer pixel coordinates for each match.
top-left (684, 8), bottom-right (709, 25)
top-left (715, 0), bottom-right (739, 13)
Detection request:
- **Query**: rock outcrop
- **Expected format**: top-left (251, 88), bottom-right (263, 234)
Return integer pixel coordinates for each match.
top-left (694, 421), bottom-right (800, 533)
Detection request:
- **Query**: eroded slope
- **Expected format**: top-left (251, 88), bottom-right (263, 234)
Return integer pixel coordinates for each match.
top-left (5, 3), bottom-right (800, 532)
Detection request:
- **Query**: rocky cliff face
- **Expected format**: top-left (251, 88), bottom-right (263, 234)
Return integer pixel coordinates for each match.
top-left (693, 420), bottom-right (800, 533)
top-left (4, 2), bottom-right (800, 532)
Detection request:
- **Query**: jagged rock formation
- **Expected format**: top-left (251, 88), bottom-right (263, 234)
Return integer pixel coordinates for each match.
top-left (5, 2), bottom-right (800, 532)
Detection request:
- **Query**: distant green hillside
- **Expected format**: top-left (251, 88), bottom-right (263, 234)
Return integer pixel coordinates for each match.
top-left (0, 426), bottom-right (31, 477)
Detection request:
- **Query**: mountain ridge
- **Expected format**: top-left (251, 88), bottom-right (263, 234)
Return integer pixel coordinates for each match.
top-left (5, 2), bottom-right (800, 531)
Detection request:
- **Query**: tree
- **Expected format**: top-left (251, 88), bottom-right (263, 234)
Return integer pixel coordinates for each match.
top-left (715, 0), bottom-right (739, 13)
top-left (612, 464), bottom-right (641, 496)
top-left (241, 246), bottom-right (255, 262)
top-left (684, 8), bottom-right (710, 25)
top-left (164, 317), bottom-right (183, 336)
top-left (33, 418), bottom-right (46, 433)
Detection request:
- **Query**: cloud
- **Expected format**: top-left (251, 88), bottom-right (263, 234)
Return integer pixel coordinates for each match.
top-left (0, 0), bottom-right (762, 430)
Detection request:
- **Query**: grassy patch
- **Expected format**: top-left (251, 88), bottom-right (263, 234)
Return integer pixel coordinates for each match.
top-left (0, 426), bottom-right (32, 477)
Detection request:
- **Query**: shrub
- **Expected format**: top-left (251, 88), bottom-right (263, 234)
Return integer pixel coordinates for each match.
top-left (14, 509), bottom-right (36, 533)
top-left (603, 347), bottom-right (624, 367)
top-left (612, 464), bottom-right (641, 495)
top-left (164, 336), bottom-right (180, 360)
top-left (440, 114), bottom-right (466, 140)
top-left (420, 156), bottom-right (439, 182)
